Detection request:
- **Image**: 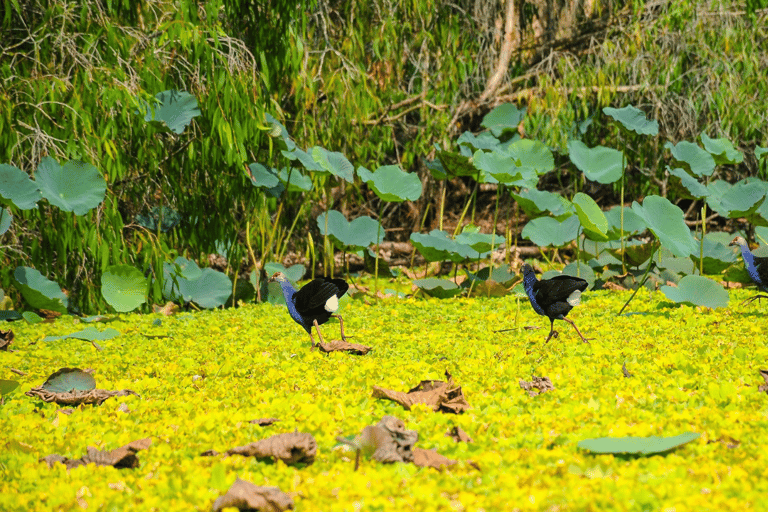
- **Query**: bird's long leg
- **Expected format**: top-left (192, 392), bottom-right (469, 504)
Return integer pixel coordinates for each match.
top-left (563, 317), bottom-right (592, 343)
top-left (331, 314), bottom-right (348, 341)
top-left (312, 319), bottom-right (327, 348)
top-left (740, 294), bottom-right (768, 306)
top-left (544, 320), bottom-right (558, 343)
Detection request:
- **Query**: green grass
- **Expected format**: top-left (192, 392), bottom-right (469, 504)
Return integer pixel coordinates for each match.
top-left (2, 287), bottom-right (767, 511)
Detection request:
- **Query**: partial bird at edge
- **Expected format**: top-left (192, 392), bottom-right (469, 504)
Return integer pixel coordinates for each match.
top-left (729, 236), bottom-right (768, 306)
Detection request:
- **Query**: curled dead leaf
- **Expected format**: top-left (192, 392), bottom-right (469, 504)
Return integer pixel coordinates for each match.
top-left (371, 371), bottom-right (469, 413)
top-left (152, 301), bottom-right (179, 316)
top-left (225, 432), bottom-right (316, 465)
top-left (519, 376), bottom-right (554, 397)
top-left (446, 426), bottom-right (473, 443)
top-left (212, 478), bottom-right (294, 512)
top-left (622, 362), bottom-right (633, 378)
top-left (357, 415), bottom-right (418, 464)
top-left (41, 438), bottom-right (151, 470)
top-left (316, 340), bottom-right (372, 355)
top-left (413, 447), bottom-right (457, 469)
top-left (26, 387), bottom-right (138, 406)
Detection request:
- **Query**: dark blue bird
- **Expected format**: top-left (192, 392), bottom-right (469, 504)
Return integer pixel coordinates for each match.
top-left (270, 272), bottom-right (350, 348)
top-left (521, 264), bottom-right (591, 343)
top-left (729, 236), bottom-right (768, 305)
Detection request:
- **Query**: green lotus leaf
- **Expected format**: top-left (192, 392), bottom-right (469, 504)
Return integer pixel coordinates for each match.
top-left (410, 230), bottom-right (477, 263)
top-left (603, 105), bottom-right (659, 136)
top-left (423, 156), bottom-right (447, 180)
top-left (668, 167), bottom-right (709, 199)
top-left (311, 146), bottom-right (355, 182)
top-left (101, 265), bottom-right (148, 313)
top-left (568, 140), bottom-right (624, 184)
top-left (756, 146), bottom-right (768, 161)
top-left (665, 141), bottom-right (715, 177)
top-left (276, 167), bottom-right (312, 192)
top-left (0, 208), bottom-right (11, 235)
top-left (512, 189), bottom-right (573, 219)
top-left (413, 278), bottom-right (464, 299)
top-left (454, 230), bottom-right (504, 254)
top-left (506, 139), bottom-right (555, 176)
top-left (562, 261), bottom-right (596, 289)
top-left (140, 89), bottom-right (201, 134)
top-left (521, 215), bottom-right (580, 248)
top-left (135, 206), bottom-right (181, 232)
top-left (183, 269), bottom-right (232, 309)
top-left (317, 210), bottom-right (384, 250)
top-left (718, 180), bottom-right (765, 218)
top-left (282, 147), bottom-right (324, 172)
top-left (605, 206), bottom-right (647, 238)
top-left (13, 266), bottom-right (68, 314)
top-left (661, 275), bottom-right (729, 308)
top-left (573, 192), bottom-right (609, 241)
top-left (358, 165), bottom-right (422, 202)
top-left (43, 327), bottom-right (122, 343)
top-left (246, 163), bottom-right (280, 189)
top-left (265, 113), bottom-right (296, 151)
top-left (0, 163), bottom-right (41, 209)
top-left (481, 103), bottom-right (526, 137)
top-left (263, 263), bottom-right (306, 283)
top-left (578, 432), bottom-right (700, 455)
top-left (40, 368), bottom-right (96, 394)
top-left (457, 131), bottom-right (502, 152)
top-left (690, 237), bottom-right (737, 274)
top-left (631, 196), bottom-right (697, 257)
top-left (700, 133), bottom-right (743, 165)
top-left (35, 157), bottom-right (106, 216)
top-left (436, 150), bottom-right (478, 177)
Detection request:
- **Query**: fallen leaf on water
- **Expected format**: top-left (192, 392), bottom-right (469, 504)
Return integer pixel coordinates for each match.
top-left (26, 368), bottom-right (138, 406)
top-left (316, 340), bottom-right (372, 355)
top-left (212, 478), bottom-right (294, 512)
top-left (446, 426), bottom-right (473, 443)
top-left (519, 376), bottom-right (554, 397)
top-left (206, 432), bottom-right (316, 466)
top-left (372, 370), bottom-right (470, 413)
top-left (41, 438), bottom-right (151, 470)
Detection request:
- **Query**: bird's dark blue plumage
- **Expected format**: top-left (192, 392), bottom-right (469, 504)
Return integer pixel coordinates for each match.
top-left (270, 272), bottom-right (350, 347)
top-left (522, 264), bottom-right (591, 343)
top-left (730, 236), bottom-right (768, 305)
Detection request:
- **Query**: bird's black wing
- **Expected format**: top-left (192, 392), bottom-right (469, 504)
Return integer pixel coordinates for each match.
top-left (534, 275), bottom-right (588, 308)
top-left (754, 255), bottom-right (768, 289)
top-left (293, 278), bottom-right (347, 313)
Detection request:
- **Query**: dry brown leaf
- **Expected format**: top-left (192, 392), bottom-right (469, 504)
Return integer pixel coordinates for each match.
top-left (152, 301), bottom-right (179, 316)
top-left (413, 447), bottom-right (457, 469)
top-left (356, 415), bottom-right (418, 464)
top-left (602, 281), bottom-right (628, 291)
top-left (41, 438), bottom-right (151, 470)
top-left (26, 387), bottom-right (138, 406)
top-left (371, 371), bottom-right (469, 413)
top-left (622, 362), bottom-right (633, 378)
top-left (250, 418), bottom-right (280, 426)
top-left (38, 309), bottom-right (62, 320)
top-left (225, 432), bottom-right (316, 465)
top-left (519, 376), bottom-right (554, 397)
top-left (759, 369), bottom-right (768, 394)
top-left (212, 478), bottom-right (294, 512)
top-left (446, 426), bottom-right (473, 443)
top-left (316, 340), bottom-right (372, 355)
top-left (0, 329), bottom-right (13, 351)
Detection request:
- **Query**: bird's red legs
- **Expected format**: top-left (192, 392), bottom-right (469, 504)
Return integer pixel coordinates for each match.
top-left (741, 294), bottom-right (768, 306)
top-left (544, 328), bottom-right (559, 343)
top-left (331, 314), bottom-right (348, 341)
top-left (563, 318), bottom-right (592, 343)
top-left (310, 319), bottom-right (328, 349)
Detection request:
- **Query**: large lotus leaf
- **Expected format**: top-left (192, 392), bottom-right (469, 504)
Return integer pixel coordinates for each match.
top-left (13, 266), bottom-right (68, 314)
top-left (317, 210), bottom-right (383, 250)
top-left (35, 157), bottom-right (106, 216)
top-left (603, 105), bottom-right (659, 136)
top-left (578, 432), bottom-right (700, 455)
top-left (282, 147), bottom-right (323, 172)
top-left (246, 163), bottom-right (280, 189)
top-left (701, 133), bottom-right (743, 165)
top-left (358, 165), bottom-right (422, 202)
top-left (704, 180), bottom-right (733, 216)
top-left (573, 192), bottom-right (609, 241)
top-left (631, 196), bottom-right (697, 257)
top-left (665, 141), bottom-right (715, 177)
top-left (0, 208), bottom-right (11, 235)
top-left (481, 103), bottom-right (526, 137)
top-left (605, 206), bottom-right (646, 238)
top-left (263, 262), bottom-right (306, 284)
top-left (437, 150), bottom-right (477, 177)
top-left (506, 139), bottom-right (554, 176)
top-left (756, 146), bottom-right (768, 161)
top-left (0, 379), bottom-right (20, 396)
top-left (265, 113), bottom-right (296, 151)
top-left (473, 150), bottom-right (526, 185)
top-left (43, 327), bottom-right (121, 343)
top-left (40, 368), bottom-right (96, 394)
top-left (512, 189), bottom-right (573, 219)
top-left (162, 257), bottom-right (202, 301)
top-left (0, 163), bottom-right (41, 209)
top-left (521, 215), bottom-right (580, 248)
top-left (667, 167), bottom-right (709, 199)
top-left (311, 147), bottom-right (355, 182)
top-left (140, 89), bottom-right (200, 134)
top-left (277, 167), bottom-right (312, 192)
top-left (454, 230), bottom-right (504, 254)
top-left (413, 278), bottom-right (463, 299)
top-left (410, 230), bottom-right (476, 262)
top-left (562, 261), bottom-right (596, 289)
top-left (466, 265), bottom-right (517, 286)
top-left (184, 269), bottom-right (232, 309)
top-left (690, 237), bottom-right (737, 274)
top-left (166, 256), bottom-right (203, 281)
top-left (101, 265), bottom-right (148, 313)
top-left (661, 275), bottom-right (729, 308)
top-left (457, 131), bottom-right (502, 152)
top-left (568, 140), bottom-right (624, 184)
top-left (606, 240), bottom-right (656, 267)
top-left (719, 180), bottom-right (765, 218)
top-left (135, 206), bottom-right (181, 233)
top-left (423, 157), bottom-right (447, 181)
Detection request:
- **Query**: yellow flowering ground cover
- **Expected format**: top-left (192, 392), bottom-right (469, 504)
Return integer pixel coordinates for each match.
top-left (2, 286), bottom-right (768, 511)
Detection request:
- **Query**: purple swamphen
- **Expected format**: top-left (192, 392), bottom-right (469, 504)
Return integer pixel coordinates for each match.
top-left (521, 264), bottom-right (591, 343)
top-left (270, 272), bottom-right (350, 348)
top-left (729, 236), bottom-right (768, 305)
